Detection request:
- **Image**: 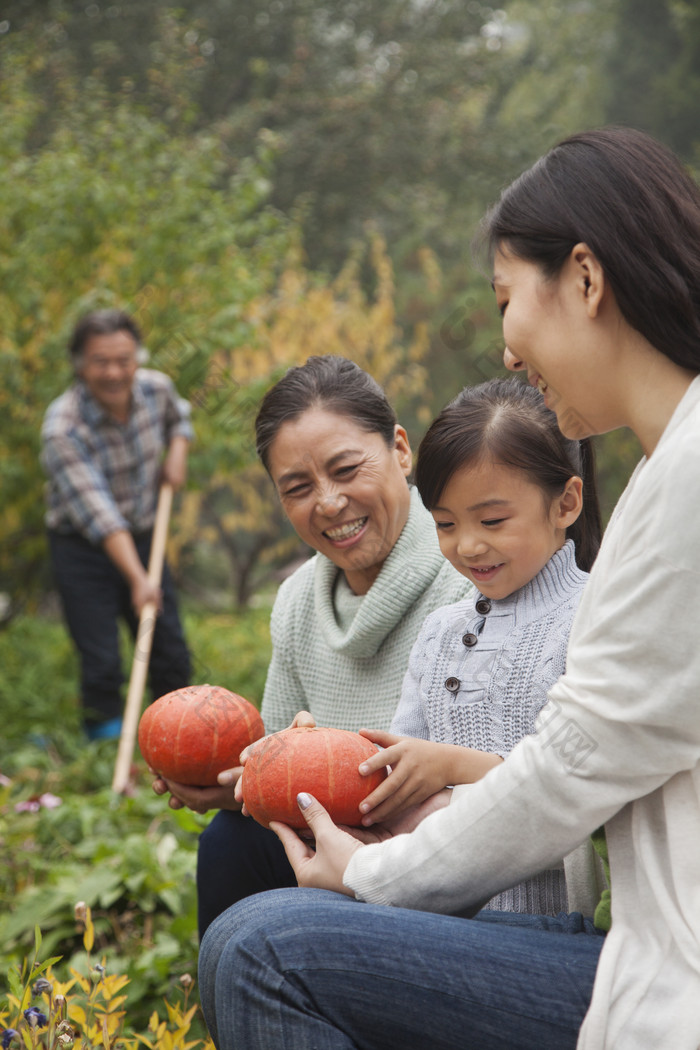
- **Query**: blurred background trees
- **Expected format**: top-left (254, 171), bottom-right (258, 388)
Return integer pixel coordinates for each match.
top-left (2, 0), bottom-right (699, 616)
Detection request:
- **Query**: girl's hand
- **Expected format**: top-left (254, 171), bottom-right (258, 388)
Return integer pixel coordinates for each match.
top-left (352, 788), bottom-right (454, 839)
top-left (358, 730), bottom-right (504, 826)
top-left (271, 793), bottom-right (363, 894)
top-left (357, 730), bottom-right (456, 825)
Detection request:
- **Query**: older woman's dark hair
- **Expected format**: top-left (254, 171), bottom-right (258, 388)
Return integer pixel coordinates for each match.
top-left (69, 309), bottom-right (142, 362)
top-left (415, 377), bottom-right (601, 572)
top-left (255, 355), bottom-right (397, 472)
top-left (480, 126), bottom-right (700, 373)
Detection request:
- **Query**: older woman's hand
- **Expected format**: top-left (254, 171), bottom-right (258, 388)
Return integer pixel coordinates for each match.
top-left (152, 769), bottom-right (243, 814)
top-left (289, 710), bottom-right (316, 729)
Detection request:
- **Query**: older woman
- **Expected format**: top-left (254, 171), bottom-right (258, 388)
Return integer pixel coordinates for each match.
top-left (156, 355), bottom-right (471, 936)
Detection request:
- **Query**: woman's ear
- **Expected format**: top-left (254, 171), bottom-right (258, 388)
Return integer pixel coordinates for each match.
top-left (394, 424), bottom-right (414, 476)
top-left (555, 475), bottom-right (584, 528)
top-left (571, 243), bottom-right (606, 318)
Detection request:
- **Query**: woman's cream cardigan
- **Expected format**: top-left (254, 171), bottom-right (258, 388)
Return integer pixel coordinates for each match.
top-left (346, 377), bottom-right (700, 1050)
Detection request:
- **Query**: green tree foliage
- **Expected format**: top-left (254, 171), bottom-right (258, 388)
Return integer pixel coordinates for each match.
top-left (0, 20), bottom-right (435, 613)
top-left (602, 0), bottom-right (700, 157)
top-left (0, 34), bottom-right (294, 614)
top-left (0, 0), bottom-right (613, 273)
top-left (2, 0), bottom-right (694, 613)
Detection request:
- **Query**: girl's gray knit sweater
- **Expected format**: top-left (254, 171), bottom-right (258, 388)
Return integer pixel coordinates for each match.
top-left (391, 539), bottom-right (588, 915)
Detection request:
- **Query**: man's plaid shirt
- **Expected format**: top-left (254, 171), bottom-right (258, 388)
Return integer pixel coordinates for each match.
top-left (41, 368), bottom-right (193, 544)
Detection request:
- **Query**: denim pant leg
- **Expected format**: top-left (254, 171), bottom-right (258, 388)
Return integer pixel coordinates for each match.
top-left (196, 810), bottom-right (296, 940)
top-left (199, 888), bottom-right (605, 1050)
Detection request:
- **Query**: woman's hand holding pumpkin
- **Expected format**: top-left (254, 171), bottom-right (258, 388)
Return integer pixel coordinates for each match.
top-left (152, 770), bottom-right (243, 814)
top-left (270, 793), bottom-right (363, 894)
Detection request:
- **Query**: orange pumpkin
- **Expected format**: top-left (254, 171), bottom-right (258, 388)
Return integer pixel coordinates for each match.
top-left (138, 684), bottom-right (265, 785)
top-left (241, 726), bottom-right (388, 828)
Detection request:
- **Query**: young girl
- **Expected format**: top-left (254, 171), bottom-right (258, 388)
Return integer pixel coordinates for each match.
top-left (356, 376), bottom-right (602, 915)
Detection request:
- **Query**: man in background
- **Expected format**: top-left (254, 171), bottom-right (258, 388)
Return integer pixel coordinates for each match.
top-left (41, 308), bottom-right (192, 740)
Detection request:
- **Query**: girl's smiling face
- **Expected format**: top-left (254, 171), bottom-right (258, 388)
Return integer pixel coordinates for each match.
top-left (267, 407), bottom-right (413, 595)
top-left (431, 458), bottom-right (582, 600)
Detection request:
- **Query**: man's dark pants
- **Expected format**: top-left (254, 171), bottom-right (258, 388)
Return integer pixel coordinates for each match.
top-left (48, 529), bottom-right (191, 731)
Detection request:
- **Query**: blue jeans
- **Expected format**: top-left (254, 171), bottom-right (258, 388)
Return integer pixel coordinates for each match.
top-left (199, 888), bottom-right (605, 1050)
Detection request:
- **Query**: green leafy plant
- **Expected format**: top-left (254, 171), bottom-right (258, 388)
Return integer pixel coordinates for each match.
top-left (0, 772), bottom-right (204, 1027)
top-left (1, 914), bottom-right (214, 1050)
top-left (0, 604), bottom-right (272, 1031)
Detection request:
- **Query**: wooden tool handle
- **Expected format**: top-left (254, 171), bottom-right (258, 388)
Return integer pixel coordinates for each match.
top-left (112, 483), bottom-right (174, 793)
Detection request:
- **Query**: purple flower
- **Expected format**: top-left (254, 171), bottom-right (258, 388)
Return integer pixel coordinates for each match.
top-left (38, 792), bottom-right (62, 809)
top-left (23, 1007), bottom-right (48, 1028)
top-left (1, 1030), bottom-right (19, 1049)
top-left (32, 977), bottom-right (53, 996)
top-left (14, 799), bottom-right (40, 813)
top-left (14, 793), bottom-right (62, 814)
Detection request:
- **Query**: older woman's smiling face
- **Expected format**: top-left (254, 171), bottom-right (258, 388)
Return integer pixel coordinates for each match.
top-left (268, 408), bottom-right (413, 595)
